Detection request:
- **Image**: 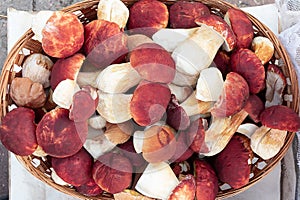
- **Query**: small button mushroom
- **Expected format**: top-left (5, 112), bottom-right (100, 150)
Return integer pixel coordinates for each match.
top-left (42, 11), bottom-right (84, 58)
top-left (130, 81), bottom-right (171, 126)
top-left (104, 121), bottom-right (133, 145)
top-left (22, 53), bottom-right (53, 88)
top-left (130, 43), bottom-right (176, 84)
top-left (135, 162), bottom-right (179, 200)
top-left (93, 152), bottom-right (132, 194)
top-left (96, 62), bottom-right (142, 93)
top-left (9, 77), bottom-right (46, 109)
top-left (51, 148), bottom-right (93, 186)
top-left (194, 160), bottom-right (218, 200)
top-left (97, 90), bottom-right (133, 124)
top-left (84, 19), bottom-right (127, 68)
top-left (36, 108), bottom-right (88, 158)
top-left (0, 107), bottom-right (37, 156)
top-left (251, 36), bottom-right (274, 65)
top-left (195, 14), bottom-right (236, 52)
top-left (152, 28), bottom-right (198, 52)
top-left (172, 26), bottom-right (224, 76)
top-left (52, 79), bottom-right (80, 109)
top-left (142, 125), bottom-right (177, 163)
top-left (211, 72), bottom-right (249, 118)
top-left (213, 134), bottom-right (253, 189)
top-left (169, 1), bottom-right (210, 28)
top-left (97, 0), bottom-right (129, 29)
top-left (265, 64), bottom-right (286, 107)
top-left (195, 67), bottom-right (224, 102)
top-left (167, 174), bottom-right (196, 200)
top-left (128, 0), bottom-right (168, 35)
top-left (224, 8), bottom-right (254, 49)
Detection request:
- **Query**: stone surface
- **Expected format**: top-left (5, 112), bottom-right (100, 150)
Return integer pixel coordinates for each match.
top-left (0, 145), bottom-right (8, 200)
top-left (33, 0), bottom-right (82, 11)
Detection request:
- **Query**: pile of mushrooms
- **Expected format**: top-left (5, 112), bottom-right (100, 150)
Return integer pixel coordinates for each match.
top-left (1, 0), bottom-right (300, 199)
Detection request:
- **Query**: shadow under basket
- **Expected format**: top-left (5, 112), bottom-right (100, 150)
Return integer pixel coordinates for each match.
top-left (0, 0), bottom-right (299, 199)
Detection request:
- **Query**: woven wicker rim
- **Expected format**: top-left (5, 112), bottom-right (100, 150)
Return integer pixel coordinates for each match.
top-left (0, 0), bottom-right (299, 199)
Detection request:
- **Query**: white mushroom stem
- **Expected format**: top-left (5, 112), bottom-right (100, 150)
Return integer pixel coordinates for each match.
top-left (250, 126), bottom-right (287, 160)
top-left (88, 115), bottom-right (107, 130)
top-left (135, 162), bottom-right (179, 200)
top-left (133, 130), bottom-right (145, 154)
top-left (202, 110), bottom-right (249, 156)
top-left (97, 90), bottom-right (133, 123)
top-left (180, 91), bottom-right (214, 116)
top-left (236, 123), bottom-right (259, 138)
top-left (168, 83), bottom-right (193, 103)
top-left (152, 28), bottom-right (198, 52)
top-left (52, 79), bottom-right (80, 109)
top-left (76, 70), bottom-right (102, 88)
top-left (172, 26), bottom-right (224, 76)
top-left (96, 62), bottom-right (142, 94)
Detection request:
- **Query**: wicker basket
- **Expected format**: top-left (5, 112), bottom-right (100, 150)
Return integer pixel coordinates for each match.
top-left (0, 0), bottom-right (299, 199)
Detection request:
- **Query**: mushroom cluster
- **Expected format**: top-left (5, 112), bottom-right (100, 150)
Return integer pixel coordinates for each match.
top-left (1, 0), bottom-right (300, 199)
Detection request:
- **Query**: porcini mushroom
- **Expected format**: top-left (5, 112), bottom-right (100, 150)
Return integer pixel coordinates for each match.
top-left (168, 83), bottom-right (193, 103)
top-left (97, 91), bottom-right (132, 124)
top-left (172, 25), bottom-right (224, 76)
top-left (22, 53), bottom-right (53, 88)
top-left (251, 36), bottom-right (274, 64)
top-left (0, 107), bottom-right (37, 156)
top-left (97, 0), bottom-right (129, 29)
top-left (167, 174), bottom-right (196, 200)
top-left (135, 162), bottom-right (179, 199)
top-left (104, 121), bottom-right (133, 145)
top-left (36, 108), bottom-right (88, 158)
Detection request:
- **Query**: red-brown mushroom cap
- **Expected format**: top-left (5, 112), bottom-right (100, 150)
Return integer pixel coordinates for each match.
top-left (0, 107), bottom-right (37, 156)
top-left (213, 50), bottom-right (231, 78)
top-left (168, 174), bottom-right (196, 200)
top-left (93, 152), bottom-right (132, 194)
top-left (211, 72), bottom-right (249, 118)
top-left (195, 14), bottom-right (236, 52)
top-left (51, 148), bottom-right (93, 187)
top-left (130, 43), bottom-right (176, 84)
top-left (185, 118), bottom-right (206, 154)
top-left (169, 1), bottom-right (210, 28)
top-left (128, 0), bottom-right (168, 34)
top-left (230, 48), bottom-right (265, 94)
top-left (213, 134), bottom-right (253, 189)
top-left (224, 8), bottom-right (254, 49)
top-left (170, 130), bottom-right (194, 163)
top-left (50, 53), bottom-right (85, 90)
top-left (75, 177), bottom-right (103, 197)
top-left (243, 94), bottom-right (265, 123)
top-left (260, 105), bottom-right (300, 132)
top-left (166, 94), bottom-right (190, 131)
top-left (69, 86), bottom-right (98, 122)
top-left (194, 160), bottom-right (218, 200)
top-left (130, 81), bottom-right (171, 126)
top-left (36, 108), bottom-right (88, 158)
top-left (84, 19), bottom-right (128, 68)
top-left (42, 11), bottom-right (84, 58)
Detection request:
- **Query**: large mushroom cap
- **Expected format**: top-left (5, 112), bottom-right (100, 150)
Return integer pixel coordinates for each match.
top-left (51, 148), bottom-right (93, 187)
top-left (260, 105), bottom-right (300, 132)
top-left (42, 11), bottom-right (84, 58)
top-left (36, 108), bottom-right (88, 158)
top-left (169, 1), bottom-right (210, 28)
top-left (0, 107), bottom-right (37, 156)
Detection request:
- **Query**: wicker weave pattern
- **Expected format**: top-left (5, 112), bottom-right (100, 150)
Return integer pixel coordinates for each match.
top-left (0, 0), bottom-right (299, 199)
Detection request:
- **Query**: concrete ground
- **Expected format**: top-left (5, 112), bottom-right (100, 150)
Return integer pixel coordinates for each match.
top-left (0, 0), bottom-right (274, 199)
